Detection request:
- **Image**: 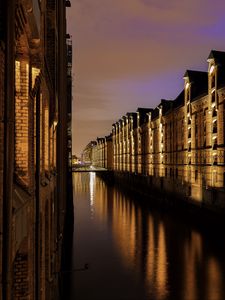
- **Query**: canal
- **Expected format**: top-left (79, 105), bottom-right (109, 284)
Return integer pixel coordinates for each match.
top-left (67, 172), bottom-right (225, 300)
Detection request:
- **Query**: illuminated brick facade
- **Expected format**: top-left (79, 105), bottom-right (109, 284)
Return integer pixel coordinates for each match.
top-left (0, 0), bottom-right (72, 299)
top-left (91, 50), bottom-right (225, 211)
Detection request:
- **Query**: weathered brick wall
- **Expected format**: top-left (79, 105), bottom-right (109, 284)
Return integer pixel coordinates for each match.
top-left (13, 240), bottom-right (29, 300)
top-left (15, 60), bottom-right (29, 185)
top-left (0, 42), bottom-right (5, 300)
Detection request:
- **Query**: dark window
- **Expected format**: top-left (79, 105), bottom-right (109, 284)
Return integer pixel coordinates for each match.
top-left (213, 121), bottom-right (217, 134)
top-left (195, 170), bottom-right (198, 181)
top-left (212, 90), bottom-right (215, 103)
top-left (213, 138), bottom-right (217, 150)
top-left (211, 74), bottom-right (215, 88)
top-left (188, 129), bottom-right (191, 138)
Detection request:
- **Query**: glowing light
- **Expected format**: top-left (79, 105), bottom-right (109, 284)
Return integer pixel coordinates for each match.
top-left (89, 172), bottom-right (96, 214)
top-left (32, 67), bottom-right (40, 88)
top-left (209, 65), bottom-right (215, 75)
top-left (185, 82), bottom-right (190, 89)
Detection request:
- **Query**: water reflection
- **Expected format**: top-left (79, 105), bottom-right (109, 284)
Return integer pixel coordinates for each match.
top-left (89, 172), bottom-right (95, 217)
top-left (71, 173), bottom-right (225, 300)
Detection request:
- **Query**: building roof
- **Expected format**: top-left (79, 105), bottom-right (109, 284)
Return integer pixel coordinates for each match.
top-left (184, 70), bottom-right (208, 101)
top-left (207, 50), bottom-right (225, 65)
top-left (208, 50), bottom-right (225, 87)
top-left (137, 107), bottom-right (153, 126)
top-left (173, 90), bottom-right (184, 109)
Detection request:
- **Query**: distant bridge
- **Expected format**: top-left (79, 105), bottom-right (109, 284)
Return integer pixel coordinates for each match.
top-left (72, 164), bottom-right (108, 172)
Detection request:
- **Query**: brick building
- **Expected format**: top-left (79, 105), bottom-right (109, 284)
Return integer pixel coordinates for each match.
top-left (0, 0), bottom-right (72, 299)
top-left (91, 50), bottom-right (225, 213)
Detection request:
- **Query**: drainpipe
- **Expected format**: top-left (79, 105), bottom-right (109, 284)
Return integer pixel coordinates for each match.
top-left (2, 0), bottom-right (15, 299)
top-left (35, 85), bottom-right (41, 300)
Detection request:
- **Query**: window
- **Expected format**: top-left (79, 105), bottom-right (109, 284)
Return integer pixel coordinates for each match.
top-left (195, 170), bottom-right (198, 181)
top-left (188, 129), bottom-right (191, 138)
top-left (213, 155), bottom-right (218, 165)
top-left (211, 90), bottom-right (216, 103)
top-left (211, 74), bottom-right (215, 89)
top-left (213, 120), bottom-right (217, 134)
top-left (213, 138), bottom-right (217, 150)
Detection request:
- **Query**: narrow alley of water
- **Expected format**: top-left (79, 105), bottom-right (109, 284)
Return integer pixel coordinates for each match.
top-left (68, 172), bottom-right (225, 300)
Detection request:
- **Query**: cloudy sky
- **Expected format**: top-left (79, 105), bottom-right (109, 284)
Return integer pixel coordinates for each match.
top-left (67, 0), bottom-right (225, 156)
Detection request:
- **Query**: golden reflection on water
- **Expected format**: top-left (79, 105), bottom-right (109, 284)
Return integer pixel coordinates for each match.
top-left (206, 257), bottom-right (222, 300)
top-left (111, 190), bottom-right (137, 269)
top-left (73, 173), bottom-right (225, 300)
top-left (183, 231), bottom-right (202, 300)
top-left (89, 172), bottom-right (95, 216)
top-left (146, 218), bottom-right (168, 300)
top-left (155, 223), bottom-right (168, 299)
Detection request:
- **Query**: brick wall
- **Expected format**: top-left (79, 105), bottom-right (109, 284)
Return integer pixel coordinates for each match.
top-left (13, 240), bottom-right (29, 300)
top-left (15, 60), bottom-right (29, 185)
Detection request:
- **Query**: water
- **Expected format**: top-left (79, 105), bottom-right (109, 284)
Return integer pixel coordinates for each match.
top-left (68, 172), bottom-right (225, 300)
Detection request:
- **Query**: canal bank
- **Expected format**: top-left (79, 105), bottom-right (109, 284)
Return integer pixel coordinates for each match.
top-left (97, 171), bottom-right (225, 228)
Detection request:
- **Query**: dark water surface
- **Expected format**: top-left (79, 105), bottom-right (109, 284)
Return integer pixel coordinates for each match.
top-left (68, 172), bottom-right (225, 300)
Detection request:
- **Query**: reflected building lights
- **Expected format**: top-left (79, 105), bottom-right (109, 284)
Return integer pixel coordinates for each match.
top-left (73, 173), bottom-right (225, 300)
top-left (156, 223), bottom-right (168, 300)
top-left (89, 172), bottom-right (96, 216)
top-left (112, 190), bottom-right (136, 269)
top-left (184, 231), bottom-right (202, 300)
top-left (146, 216), bottom-right (155, 284)
top-left (207, 257), bottom-right (222, 300)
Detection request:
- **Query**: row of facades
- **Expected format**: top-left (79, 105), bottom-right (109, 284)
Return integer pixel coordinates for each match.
top-left (0, 0), bottom-right (72, 299)
top-left (85, 50), bottom-right (225, 209)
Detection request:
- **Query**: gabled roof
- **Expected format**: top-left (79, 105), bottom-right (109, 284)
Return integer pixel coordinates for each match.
top-left (173, 90), bottom-right (184, 109)
top-left (137, 107), bottom-right (153, 125)
top-left (184, 70), bottom-right (208, 101)
top-left (160, 99), bottom-right (173, 115)
top-left (208, 50), bottom-right (225, 87)
top-left (207, 50), bottom-right (225, 65)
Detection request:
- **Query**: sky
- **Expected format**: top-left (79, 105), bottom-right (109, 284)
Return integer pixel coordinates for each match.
top-left (67, 0), bottom-right (225, 156)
